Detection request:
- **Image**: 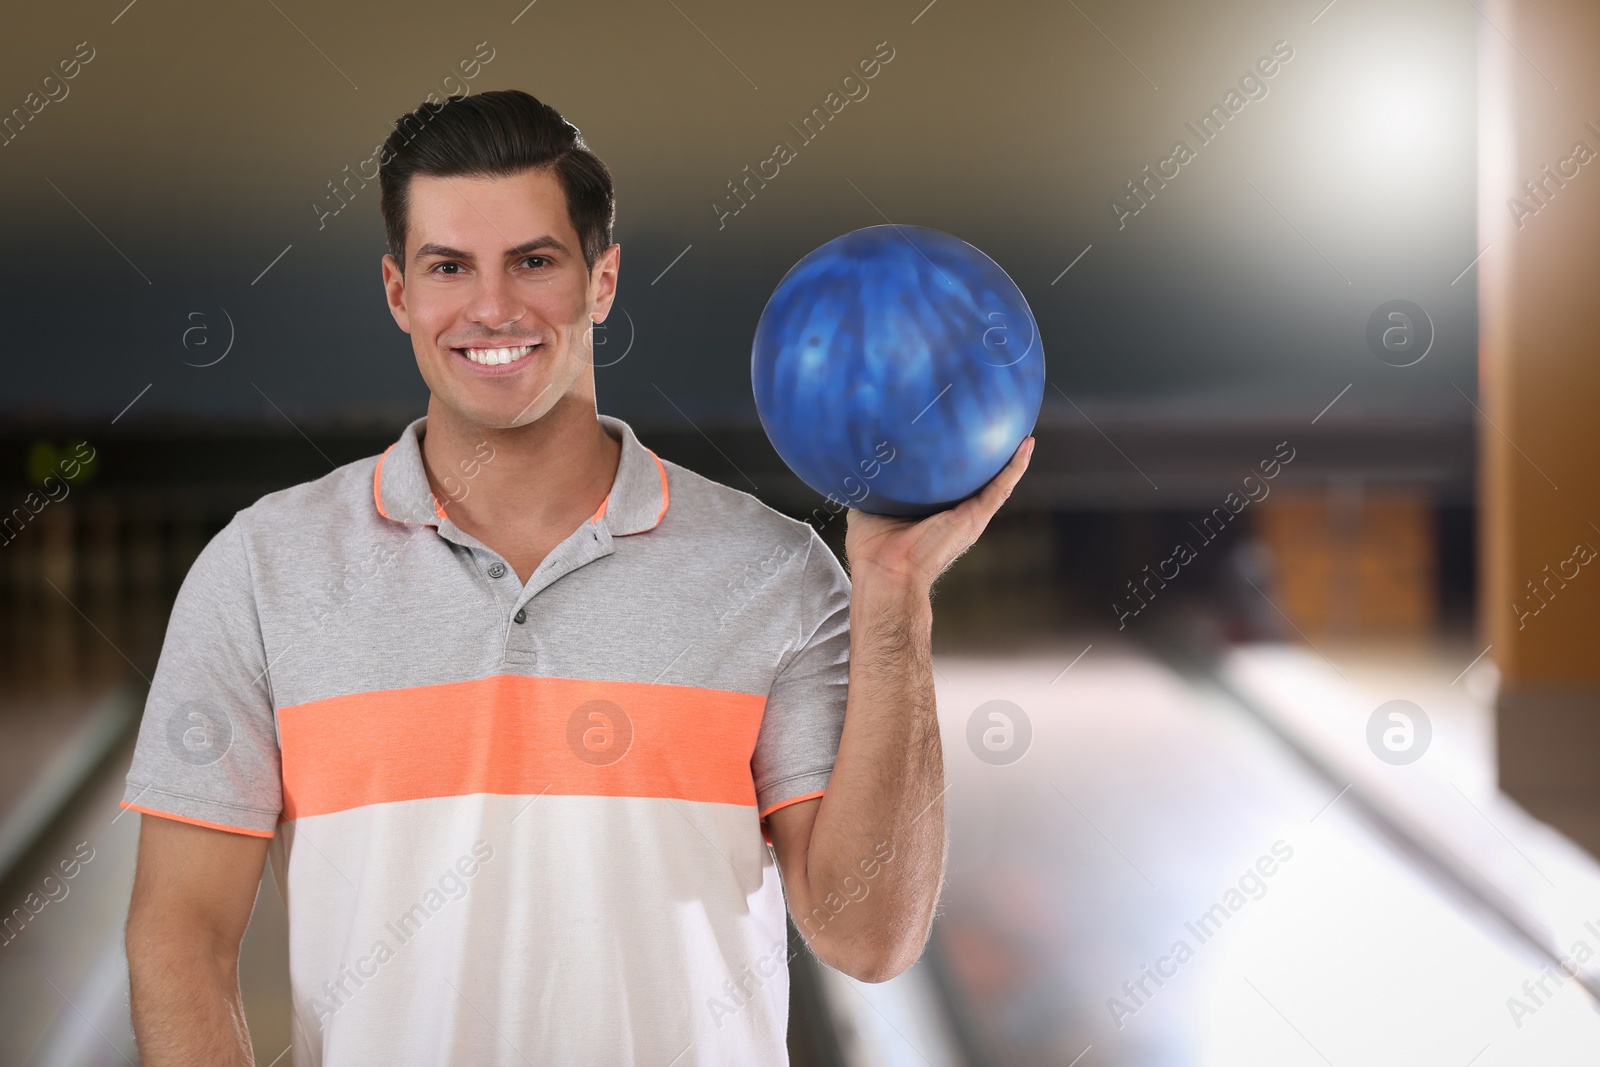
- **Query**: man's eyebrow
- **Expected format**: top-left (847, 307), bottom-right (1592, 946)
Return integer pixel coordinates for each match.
top-left (412, 236), bottom-right (573, 263)
top-left (412, 241), bottom-right (467, 262)
top-left (506, 235), bottom-right (572, 258)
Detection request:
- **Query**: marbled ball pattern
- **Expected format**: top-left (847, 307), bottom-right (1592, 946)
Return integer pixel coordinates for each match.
top-left (752, 225), bottom-right (1045, 517)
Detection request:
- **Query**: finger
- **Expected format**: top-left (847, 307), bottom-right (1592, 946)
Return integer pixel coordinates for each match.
top-left (925, 436), bottom-right (1033, 556)
top-left (860, 437), bottom-right (1034, 558)
top-left (965, 436), bottom-right (1034, 519)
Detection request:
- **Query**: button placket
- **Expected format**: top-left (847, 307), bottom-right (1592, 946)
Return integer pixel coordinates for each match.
top-left (502, 591), bottom-right (540, 667)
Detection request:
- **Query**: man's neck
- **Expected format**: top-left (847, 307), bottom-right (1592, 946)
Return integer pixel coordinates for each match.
top-left (420, 394), bottom-right (622, 582)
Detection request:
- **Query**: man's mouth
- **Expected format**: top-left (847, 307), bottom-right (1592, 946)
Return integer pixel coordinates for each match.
top-left (455, 343), bottom-right (540, 367)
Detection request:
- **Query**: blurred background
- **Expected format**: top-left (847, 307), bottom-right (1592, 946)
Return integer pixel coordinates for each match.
top-left (2, 0), bottom-right (1598, 1063)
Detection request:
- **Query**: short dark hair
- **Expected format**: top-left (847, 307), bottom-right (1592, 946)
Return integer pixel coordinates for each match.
top-left (378, 90), bottom-right (615, 272)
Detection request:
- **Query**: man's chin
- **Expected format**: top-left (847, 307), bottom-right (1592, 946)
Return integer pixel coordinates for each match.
top-left (428, 386), bottom-right (564, 435)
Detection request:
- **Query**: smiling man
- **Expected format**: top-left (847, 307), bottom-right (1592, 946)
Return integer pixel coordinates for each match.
top-left (122, 90), bottom-right (1031, 1065)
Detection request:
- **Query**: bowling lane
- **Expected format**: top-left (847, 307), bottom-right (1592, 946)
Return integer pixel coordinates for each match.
top-left (0, 731), bottom-right (142, 1067)
top-left (0, 730), bottom-right (293, 1067)
top-left (9, 639), bottom-right (1600, 1066)
top-left (925, 640), bottom-right (1600, 1066)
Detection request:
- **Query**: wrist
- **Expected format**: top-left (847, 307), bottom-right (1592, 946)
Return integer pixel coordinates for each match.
top-left (849, 572), bottom-right (933, 624)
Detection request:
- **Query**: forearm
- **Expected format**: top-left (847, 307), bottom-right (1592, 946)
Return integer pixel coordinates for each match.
top-left (797, 577), bottom-right (945, 979)
top-left (128, 926), bottom-right (254, 1066)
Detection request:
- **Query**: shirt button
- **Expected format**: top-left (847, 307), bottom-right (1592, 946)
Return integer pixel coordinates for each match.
top-left (513, 609), bottom-right (527, 624)
top-left (488, 562), bottom-right (506, 579)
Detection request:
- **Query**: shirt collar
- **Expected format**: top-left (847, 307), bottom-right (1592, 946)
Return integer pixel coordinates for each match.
top-left (589, 414), bottom-right (671, 536)
top-left (373, 414), bottom-right (669, 536)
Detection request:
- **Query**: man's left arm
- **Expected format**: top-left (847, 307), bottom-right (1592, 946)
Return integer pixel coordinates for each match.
top-left (767, 437), bottom-right (1034, 982)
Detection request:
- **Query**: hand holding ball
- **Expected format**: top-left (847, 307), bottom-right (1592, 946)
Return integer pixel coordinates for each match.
top-left (752, 225), bottom-right (1044, 517)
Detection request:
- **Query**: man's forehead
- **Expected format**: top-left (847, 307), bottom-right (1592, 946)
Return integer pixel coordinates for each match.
top-left (408, 170), bottom-right (572, 242)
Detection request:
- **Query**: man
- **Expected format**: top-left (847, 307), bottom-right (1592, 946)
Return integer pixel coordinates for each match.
top-left (123, 89), bottom-right (1031, 1065)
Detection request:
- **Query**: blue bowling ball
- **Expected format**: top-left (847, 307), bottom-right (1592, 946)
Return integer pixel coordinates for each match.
top-left (752, 224), bottom-right (1045, 517)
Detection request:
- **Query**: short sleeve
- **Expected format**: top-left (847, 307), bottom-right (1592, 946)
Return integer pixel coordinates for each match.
top-left (752, 528), bottom-right (852, 817)
top-left (121, 518), bottom-right (283, 837)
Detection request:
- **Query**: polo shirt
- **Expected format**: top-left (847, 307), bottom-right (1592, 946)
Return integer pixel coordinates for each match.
top-left (121, 413), bottom-right (853, 1066)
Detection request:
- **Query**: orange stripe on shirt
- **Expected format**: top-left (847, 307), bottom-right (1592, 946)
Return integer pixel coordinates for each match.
top-left (277, 675), bottom-right (767, 820)
top-left (372, 445), bottom-right (395, 521)
top-left (120, 802), bottom-right (277, 838)
top-left (647, 450), bottom-right (670, 527)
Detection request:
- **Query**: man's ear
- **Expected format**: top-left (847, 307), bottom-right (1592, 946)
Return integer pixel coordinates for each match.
top-left (588, 243), bottom-right (621, 324)
top-left (382, 254), bottom-right (411, 333)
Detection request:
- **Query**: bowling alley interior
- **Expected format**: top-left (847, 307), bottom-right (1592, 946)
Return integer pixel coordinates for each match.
top-left (3, 0), bottom-right (1600, 1064)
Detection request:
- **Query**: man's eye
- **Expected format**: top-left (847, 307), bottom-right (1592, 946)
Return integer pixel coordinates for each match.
top-left (431, 262), bottom-right (463, 275)
top-left (520, 256), bottom-right (550, 269)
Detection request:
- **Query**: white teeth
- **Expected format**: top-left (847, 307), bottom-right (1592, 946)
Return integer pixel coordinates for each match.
top-left (463, 344), bottom-right (536, 366)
